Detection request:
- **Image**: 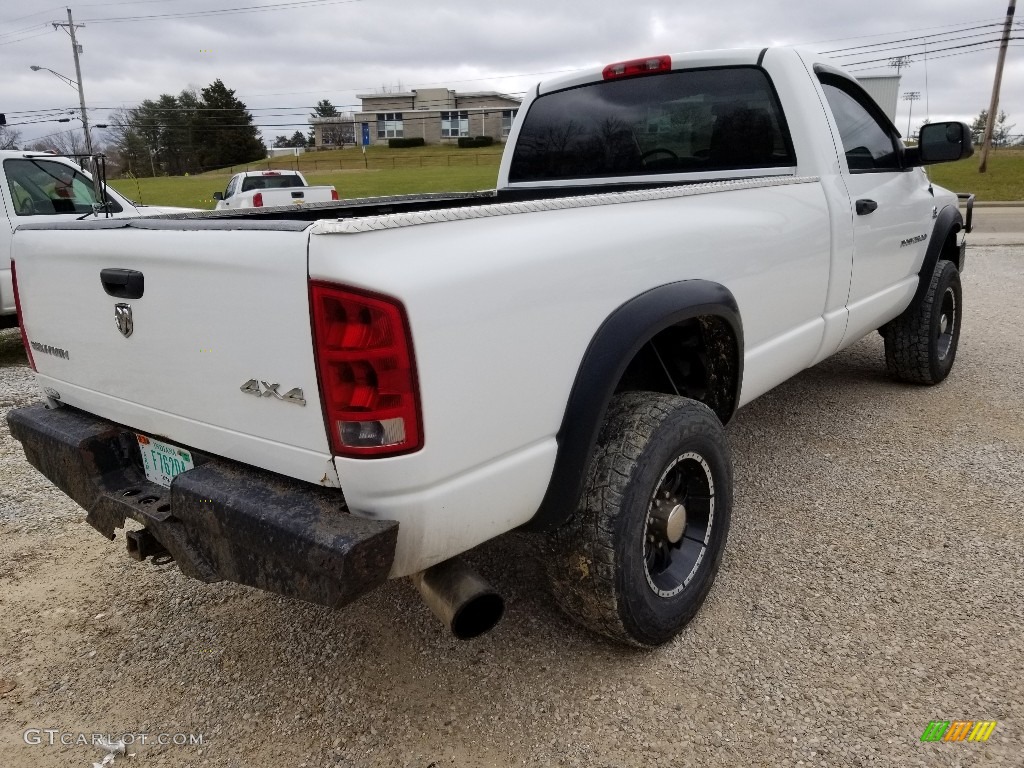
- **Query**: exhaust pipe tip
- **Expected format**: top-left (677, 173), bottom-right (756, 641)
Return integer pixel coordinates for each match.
top-left (449, 591), bottom-right (504, 640)
top-left (412, 557), bottom-right (504, 640)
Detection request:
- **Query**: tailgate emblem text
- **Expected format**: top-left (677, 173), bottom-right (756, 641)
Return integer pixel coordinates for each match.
top-left (114, 303), bottom-right (133, 338)
top-left (240, 379), bottom-right (306, 406)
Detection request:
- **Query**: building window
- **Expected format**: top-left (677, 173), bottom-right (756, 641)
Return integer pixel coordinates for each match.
top-left (441, 111), bottom-right (469, 138)
top-left (501, 109), bottom-right (518, 137)
top-left (376, 113), bottom-right (404, 139)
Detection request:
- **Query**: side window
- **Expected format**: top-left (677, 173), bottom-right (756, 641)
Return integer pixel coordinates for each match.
top-left (225, 177), bottom-right (239, 198)
top-left (3, 159), bottom-right (123, 215)
top-left (819, 81), bottom-right (900, 172)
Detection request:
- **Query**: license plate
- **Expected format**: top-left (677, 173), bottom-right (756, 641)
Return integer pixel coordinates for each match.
top-left (136, 434), bottom-right (194, 488)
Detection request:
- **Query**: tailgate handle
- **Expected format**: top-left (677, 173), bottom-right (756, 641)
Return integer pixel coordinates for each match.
top-left (100, 268), bottom-right (145, 299)
top-left (291, 191), bottom-right (304, 198)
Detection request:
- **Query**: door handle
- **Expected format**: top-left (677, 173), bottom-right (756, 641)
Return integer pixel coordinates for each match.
top-left (100, 268), bottom-right (144, 299)
top-left (856, 199), bottom-right (878, 216)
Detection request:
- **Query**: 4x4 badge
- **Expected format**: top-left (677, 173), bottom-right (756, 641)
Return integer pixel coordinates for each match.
top-left (240, 379), bottom-right (306, 406)
top-left (114, 303), bottom-right (133, 338)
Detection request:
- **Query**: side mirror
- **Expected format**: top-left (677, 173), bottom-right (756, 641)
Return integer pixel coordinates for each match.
top-left (212, 191), bottom-right (224, 200)
top-left (915, 122), bottom-right (974, 165)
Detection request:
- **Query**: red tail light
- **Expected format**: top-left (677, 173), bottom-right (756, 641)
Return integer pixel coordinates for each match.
top-left (331, 189), bottom-right (339, 201)
top-left (310, 282), bottom-right (422, 457)
top-left (252, 192), bottom-right (264, 207)
top-left (11, 261), bottom-right (35, 370)
top-left (603, 55), bottom-right (671, 80)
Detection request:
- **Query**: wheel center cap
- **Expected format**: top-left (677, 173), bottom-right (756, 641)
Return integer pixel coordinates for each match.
top-left (940, 315), bottom-right (949, 334)
top-left (652, 502), bottom-right (687, 544)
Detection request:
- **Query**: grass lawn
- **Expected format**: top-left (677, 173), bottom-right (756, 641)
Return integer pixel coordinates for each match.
top-left (926, 149), bottom-right (1024, 202)
top-left (107, 146), bottom-right (1024, 210)
top-left (109, 146), bottom-right (503, 209)
top-left (109, 166), bottom-right (501, 209)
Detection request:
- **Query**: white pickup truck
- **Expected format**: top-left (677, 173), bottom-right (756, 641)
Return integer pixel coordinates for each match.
top-left (213, 170), bottom-right (338, 210)
top-left (8, 48), bottom-right (974, 647)
top-left (0, 151), bottom-right (194, 328)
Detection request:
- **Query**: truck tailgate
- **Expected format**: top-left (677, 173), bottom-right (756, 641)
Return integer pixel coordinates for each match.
top-left (12, 219), bottom-right (337, 486)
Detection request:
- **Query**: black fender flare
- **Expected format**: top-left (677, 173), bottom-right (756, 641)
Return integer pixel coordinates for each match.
top-left (522, 280), bottom-right (743, 532)
top-left (910, 203), bottom-right (963, 309)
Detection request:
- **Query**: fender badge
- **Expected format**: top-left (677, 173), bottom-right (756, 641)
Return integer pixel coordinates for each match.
top-left (114, 303), bottom-right (133, 338)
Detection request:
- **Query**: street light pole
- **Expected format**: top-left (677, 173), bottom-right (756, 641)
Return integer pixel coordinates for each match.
top-left (903, 91), bottom-right (921, 140)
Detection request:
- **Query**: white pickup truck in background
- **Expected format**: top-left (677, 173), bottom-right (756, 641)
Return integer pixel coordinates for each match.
top-left (8, 47), bottom-right (974, 647)
top-left (0, 150), bottom-right (195, 328)
top-left (213, 170), bottom-right (338, 210)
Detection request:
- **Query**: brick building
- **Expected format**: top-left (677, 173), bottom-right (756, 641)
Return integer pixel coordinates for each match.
top-left (310, 88), bottom-right (521, 147)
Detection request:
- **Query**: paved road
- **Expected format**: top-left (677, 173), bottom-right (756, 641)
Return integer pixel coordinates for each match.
top-left (965, 204), bottom-right (1024, 245)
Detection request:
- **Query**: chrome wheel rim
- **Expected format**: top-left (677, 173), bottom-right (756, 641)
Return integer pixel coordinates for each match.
top-left (643, 451), bottom-right (715, 598)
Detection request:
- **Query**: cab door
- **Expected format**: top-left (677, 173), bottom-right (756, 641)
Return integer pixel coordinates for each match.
top-left (817, 74), bottom-right (936, 346)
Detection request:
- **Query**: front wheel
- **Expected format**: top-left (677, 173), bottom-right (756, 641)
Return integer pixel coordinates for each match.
top-left (545, 392), bottom-right (733, 647)
top-left (883, 259), bottom-right (962, 385)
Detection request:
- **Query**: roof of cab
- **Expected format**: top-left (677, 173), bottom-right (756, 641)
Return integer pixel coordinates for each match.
top-left (537, 47), bottom-right (767, 96)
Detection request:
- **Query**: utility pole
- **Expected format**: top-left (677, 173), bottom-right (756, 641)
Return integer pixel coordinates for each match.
top-left (52, 8), bottom-right (93, 160)
top-left (903, 92), bottom-right (921, 140)
top-left (979, 0), bottom-right (1016, 172)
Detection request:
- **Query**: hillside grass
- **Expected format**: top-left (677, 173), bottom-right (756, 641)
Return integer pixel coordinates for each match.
top-left (106, 146), bottom-right (1024, 210)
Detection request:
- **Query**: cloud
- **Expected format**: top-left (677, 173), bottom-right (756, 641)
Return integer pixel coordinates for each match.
top-left (3, 0), bottom-right (1018, 146)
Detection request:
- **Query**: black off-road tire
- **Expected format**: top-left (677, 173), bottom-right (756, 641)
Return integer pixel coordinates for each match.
top-left (883, 259), bottom-right (962, 385)
top-left (545, 392), bottom-right (733, 647)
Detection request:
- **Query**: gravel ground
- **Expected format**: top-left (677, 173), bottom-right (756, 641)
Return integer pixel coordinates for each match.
top-left (1, 246), bottom-right (1021, 768)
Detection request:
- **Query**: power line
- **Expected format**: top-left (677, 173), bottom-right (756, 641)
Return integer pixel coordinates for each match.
top-left (821, 22), bottom-right (1005, 54)
top-left (844, 42), bottom-right (1024, 72)
top-left (0, 29), bottom-right (53, 46)
top-left (0, 22), bottom-right (51, 39)
top-left (81, 0), bottom-right (367, 23)
top-left (826, 27), bottom-right (1008, 58)
top-left (841, 37), bottom-right (1017, 67)
top-left (798, 16), bottom-right (1007, 46)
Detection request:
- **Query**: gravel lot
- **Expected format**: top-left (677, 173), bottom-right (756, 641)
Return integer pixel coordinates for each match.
top-left (1, 246), bottom-right (1021, 768)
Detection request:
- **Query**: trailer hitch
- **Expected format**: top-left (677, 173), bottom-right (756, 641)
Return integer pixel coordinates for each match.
top-left (125, 528), bottom-right (173, 565)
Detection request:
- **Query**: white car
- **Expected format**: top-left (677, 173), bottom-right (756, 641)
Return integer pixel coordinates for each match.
top-left (9, 48), bottom-right (974, 646)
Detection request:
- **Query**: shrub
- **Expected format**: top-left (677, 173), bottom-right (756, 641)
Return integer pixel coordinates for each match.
top-left (457, 136), bottom-right (494, 148)
top-left (388, 137), bottom-right (426, 148)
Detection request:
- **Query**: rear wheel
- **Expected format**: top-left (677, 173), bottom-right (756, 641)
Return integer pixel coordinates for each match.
top-left (883, 259), bottom-right (962, 384)
top-left (545, 392), bottom-right (732, 647)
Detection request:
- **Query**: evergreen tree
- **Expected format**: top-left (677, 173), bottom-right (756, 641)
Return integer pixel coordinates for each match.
top-left (970, 110), bottom-right (1015, 148)
top-left (309, 99), bottom-right (351, 146)
top-left (193, 79), bottom-right (265, 169)
top-left (106, 79), bottom-right (265, 175)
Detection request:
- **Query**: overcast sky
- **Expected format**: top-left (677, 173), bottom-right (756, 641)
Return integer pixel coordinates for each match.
top-left (2, 0), bottom-right (1022, 148)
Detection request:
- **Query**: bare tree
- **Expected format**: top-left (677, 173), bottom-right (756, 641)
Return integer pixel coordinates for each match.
top-left (0, 125), bottom-right (21, 150)
top-left (31, 129), bottom-right (96, 156)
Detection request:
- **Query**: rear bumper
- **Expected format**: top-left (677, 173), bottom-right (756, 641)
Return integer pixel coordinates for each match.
top-left (6, 403), bottom-right (398, 609)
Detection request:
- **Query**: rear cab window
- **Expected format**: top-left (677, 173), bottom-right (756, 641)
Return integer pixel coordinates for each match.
top-left (509, 66), bottom-right (795, 183)
top-left (240, 174), bottom-right (305, 192)
top-left (3, 158), bottom-right (123, 216)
